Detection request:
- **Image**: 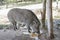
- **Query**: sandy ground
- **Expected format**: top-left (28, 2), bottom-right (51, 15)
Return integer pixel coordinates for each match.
top-left (0, 28), bottom-right (35, 40)
top-left (0, 23), bottom-right (60, 40)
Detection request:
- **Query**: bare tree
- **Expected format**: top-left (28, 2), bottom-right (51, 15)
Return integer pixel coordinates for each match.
top-left (46, 0), bottom-right (54, 39)
top-left (56, 0), bottom-right (58, 10)
top-left (41, 0), bottom-right (46, 31)
top-left (6, 1), bottom-right (8, 8)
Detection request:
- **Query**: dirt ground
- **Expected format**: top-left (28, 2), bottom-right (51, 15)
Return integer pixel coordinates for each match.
top-left (0, 29), bottom-right (35, 40)
top-left (0, 24), bottom-right (60, 40)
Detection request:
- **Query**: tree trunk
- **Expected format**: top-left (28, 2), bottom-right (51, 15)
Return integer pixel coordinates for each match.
top-left (56, 0), bottom-right (58, 10)
top-left (46, 0), bottom-right (54, 39)
top-left (41, 0), bottom-right (46, 31)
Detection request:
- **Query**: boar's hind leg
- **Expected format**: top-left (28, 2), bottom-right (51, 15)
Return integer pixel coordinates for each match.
top-left (11, 21), bottom-right (17, 30)
top-left (27, 25), bottom-right (31, 33)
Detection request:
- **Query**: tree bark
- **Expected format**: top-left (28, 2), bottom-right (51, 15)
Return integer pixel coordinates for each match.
top-left (46, 0), bottom-right (54, 39)
top-left (41, 0), bottom-right (46, 31)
